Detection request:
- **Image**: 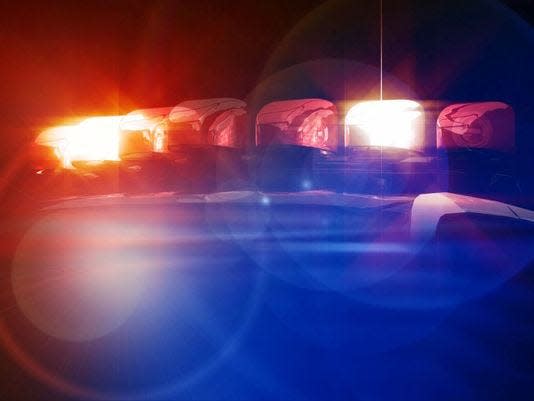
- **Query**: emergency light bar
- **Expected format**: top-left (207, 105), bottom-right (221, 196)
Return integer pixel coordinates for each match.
top-left (345, 100), bottom-right (424, 149)
top-left (256, 99), bottom-right (339, 152)
top-left (436, 102), bottom-right (514, 152)
top-left (166, 98), bottom-right (247, 149)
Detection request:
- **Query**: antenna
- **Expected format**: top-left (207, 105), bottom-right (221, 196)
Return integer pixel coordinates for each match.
top-left (379, 0), bottom-right (384, 202)
top-left (380, 0), bottom-right (383, 101)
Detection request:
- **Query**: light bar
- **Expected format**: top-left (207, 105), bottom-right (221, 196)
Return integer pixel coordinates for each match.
top-left (436, 102), bottom-right (514, 152)
top-left (256, 99), bottom-right (339, 152)
top-left (345, 99), bottom-right (424, 149)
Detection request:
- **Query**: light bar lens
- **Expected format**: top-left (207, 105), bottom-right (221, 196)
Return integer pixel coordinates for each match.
top-left (256, 99), bottom-right (339, 152)
top-left (345, 100), bottom-right (424, 149)
top-left (166, 98), bottom-right (247, 149)
top-left (436, 102), bottom-right (514, 151)
top-left (118, 108), bottom-right (173, 159)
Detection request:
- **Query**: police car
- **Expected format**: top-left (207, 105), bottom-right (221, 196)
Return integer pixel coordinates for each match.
top-left (1, 97), bottom-right (533, 400)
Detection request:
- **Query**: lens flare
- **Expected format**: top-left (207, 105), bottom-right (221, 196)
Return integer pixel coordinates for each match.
top-left (345, 99), bottom-right (424, 149)
top-left (11, 213), bottom-right (153, 342)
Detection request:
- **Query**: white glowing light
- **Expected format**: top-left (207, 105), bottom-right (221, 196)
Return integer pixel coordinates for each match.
top-left (36, 116), bottom-right (123, 167)
top-left (345, 99), bottom-right (424, 149)
top-left (68, 116), bottom-right (122, 162)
